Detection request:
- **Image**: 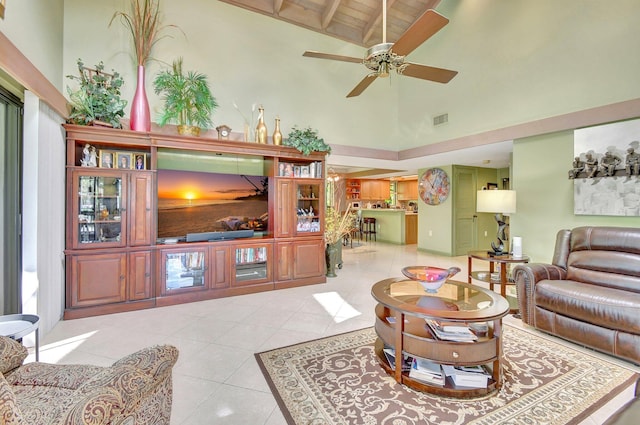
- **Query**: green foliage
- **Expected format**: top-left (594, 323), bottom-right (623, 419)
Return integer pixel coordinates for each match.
top-left (284, 126), bottom-right (331, 156)
top-left (66, 59), bottom-right (127, 128)
top-left (153, 58), bottom-right (218, 129)
top-left (325, 205), bottom-right (356, 245)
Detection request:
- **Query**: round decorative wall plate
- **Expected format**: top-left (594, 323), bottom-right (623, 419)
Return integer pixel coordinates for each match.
top-left (419, 168), bottom-right (450, 205)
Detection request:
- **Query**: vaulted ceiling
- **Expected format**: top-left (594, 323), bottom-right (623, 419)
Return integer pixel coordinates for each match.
top-left (219, 0), bottom-right (442, 48)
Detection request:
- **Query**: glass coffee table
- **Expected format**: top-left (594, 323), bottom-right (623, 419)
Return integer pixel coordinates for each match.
top-left (371, 277), bottom-right (509, 398)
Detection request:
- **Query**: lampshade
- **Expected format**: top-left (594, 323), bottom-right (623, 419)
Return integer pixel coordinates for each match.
top-left (477, 190), bottom-right (516, 214)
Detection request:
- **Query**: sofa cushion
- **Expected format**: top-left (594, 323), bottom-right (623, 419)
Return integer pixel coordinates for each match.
top-left (0, 337), bottom-right (28, 375)
top-left (5, 362), bottom-right (105, 390)
top-left (535, 280), bottom-right (640, 334)
top-left (0, 373), bottom-right (27, 425)
top-left (566, 227), bottom-right (640, 293)
top-left (10, 384), bottom-right (79, 424)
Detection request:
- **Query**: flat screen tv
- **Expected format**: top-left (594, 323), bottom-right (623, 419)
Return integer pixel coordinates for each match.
top-left (157, 169), bottom-right (268, 241)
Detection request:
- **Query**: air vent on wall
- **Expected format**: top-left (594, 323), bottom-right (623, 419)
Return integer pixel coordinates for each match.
top-left (433, 113), bottom-right (448, 126)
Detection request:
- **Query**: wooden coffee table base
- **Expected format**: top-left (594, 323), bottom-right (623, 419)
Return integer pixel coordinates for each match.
top-left (371, 278), bottom-right (509, 398)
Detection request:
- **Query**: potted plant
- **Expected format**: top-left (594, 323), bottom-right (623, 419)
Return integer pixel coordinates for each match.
top-left (153, 57), bottom-right (219, 136)
top-left (66, 59), bottom-right (127, 128)
top-left (284, 126), bottom-right (332, 155)
top-left (324, 204), bottom-right (356, 277)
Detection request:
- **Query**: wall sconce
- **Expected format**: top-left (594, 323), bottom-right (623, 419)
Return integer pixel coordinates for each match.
top-left (477, 189), bottom-right (516, 256)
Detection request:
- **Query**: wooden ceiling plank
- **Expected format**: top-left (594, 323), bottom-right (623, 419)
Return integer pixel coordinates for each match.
top-left (274, 0), bottom-right (284, 14)
top-left (363, 0), bottom-right (399, 45)
top-left (321, 0), bottom-right (342, 29)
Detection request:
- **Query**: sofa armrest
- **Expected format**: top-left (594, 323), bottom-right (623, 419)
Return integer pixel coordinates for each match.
top-left (111, 344), bottom-right (179, 381)
top-left (0, 336), bottom-right (28, 375)
top-left (60, 345), bottom-right (178, 424)
top-left (513, 263), bottom-right (567, 325)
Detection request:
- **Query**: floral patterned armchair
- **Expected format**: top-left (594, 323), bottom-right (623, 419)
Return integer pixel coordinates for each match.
top-left (0, 335), bottom-right (178, 424)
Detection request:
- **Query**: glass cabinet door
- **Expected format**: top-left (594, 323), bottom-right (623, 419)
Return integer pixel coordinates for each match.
top-left (296, 182), bottom-right (322, 234)
top-left (76, 174), bottom-right (124, 246)
top-left (163, 249), bottom-right (207, 292)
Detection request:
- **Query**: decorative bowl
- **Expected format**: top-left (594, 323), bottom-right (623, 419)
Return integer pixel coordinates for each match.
top-left (401, 266), bottom-right (461, 293)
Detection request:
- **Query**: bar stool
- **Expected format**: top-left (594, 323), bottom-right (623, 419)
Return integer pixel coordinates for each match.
top-left (362, 217), bottom-right (377, 242)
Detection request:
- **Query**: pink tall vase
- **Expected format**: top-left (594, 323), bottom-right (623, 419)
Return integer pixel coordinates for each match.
top-left (130, 65), bottom-right (151, 132)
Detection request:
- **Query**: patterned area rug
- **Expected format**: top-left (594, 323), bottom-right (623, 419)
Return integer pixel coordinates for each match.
top-left (256, 325), bottom-right (638, 425)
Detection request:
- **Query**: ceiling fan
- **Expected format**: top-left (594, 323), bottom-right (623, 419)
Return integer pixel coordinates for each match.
top-left (302, 0), bottom-right (458, 98)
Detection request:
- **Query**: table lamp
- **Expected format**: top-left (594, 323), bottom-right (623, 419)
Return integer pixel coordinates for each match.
top-left (477, 189), bottom-right (516, 256)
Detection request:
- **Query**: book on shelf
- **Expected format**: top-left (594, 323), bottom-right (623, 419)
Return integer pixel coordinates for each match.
top-left (441, 364), bottom-right (490, 388)
top-left (425, 319), bottom-right (478, 342)
top-left (382, 347), bottom-right (412, 372)
top-left (408, 358), bottom-right (445, 386)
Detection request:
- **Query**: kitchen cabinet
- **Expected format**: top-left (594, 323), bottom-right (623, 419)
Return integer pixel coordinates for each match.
top-left (361, 179), bottom-right (390, 200)
top-left (397, 180), bottom-right (418, 200)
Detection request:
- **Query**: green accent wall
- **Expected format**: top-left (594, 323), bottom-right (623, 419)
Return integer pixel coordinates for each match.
top-left (417, 165), bottom-right (453, 255)
top-left (511, 130), bottom-right (640, 263)
top-left (360, 209), bottom-right (406, 244)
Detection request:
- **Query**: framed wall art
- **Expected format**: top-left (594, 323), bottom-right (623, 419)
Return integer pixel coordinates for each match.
top-left (573, 118), bottom-right (640, 216)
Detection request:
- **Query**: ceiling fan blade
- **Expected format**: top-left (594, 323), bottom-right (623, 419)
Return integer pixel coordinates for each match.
top-left (303, 51), bottom-right (363, 64)
top-left (401, 63), bottom-right (458, 83)
top-left (391, 10), bottom-right (449, 57)
top-left (347, 75), bottom-right (378, 98)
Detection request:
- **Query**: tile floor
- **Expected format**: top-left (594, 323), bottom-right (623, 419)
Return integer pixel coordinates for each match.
top-left (27, 242), bottom-right (639, 424)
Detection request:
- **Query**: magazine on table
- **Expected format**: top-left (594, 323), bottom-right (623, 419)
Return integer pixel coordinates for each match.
top-left (383, 347), bottom-right (412, 372)
top-left (441, 364), bottom-right (490, 388)
top-left (425, 319), bottom-right (478, 342)
top-left (408, 358), bottom-right (445, 386)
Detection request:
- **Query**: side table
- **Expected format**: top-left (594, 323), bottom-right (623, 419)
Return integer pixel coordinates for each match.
top-left (0, 314), bottom-right (40, 361)
top-left (467, 251), bottom-right (530, 313)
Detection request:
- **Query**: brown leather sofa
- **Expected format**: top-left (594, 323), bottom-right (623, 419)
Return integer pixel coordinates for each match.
top-left (513, 226), bottom-right (640, 365)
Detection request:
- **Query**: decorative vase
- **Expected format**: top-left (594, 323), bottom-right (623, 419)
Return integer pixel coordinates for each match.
top-left (256, 106), bottom-right (267, 144)
top-left (273, 117), bottom-right (283, 146)
top-left (130, 65), bottom-right (151, 132)
top-left (177, 125), bottom-right (200, 137)
top-left (244, 123), bottom-right (250, 142)
top-left (326, 242), bottom-right (339, 278)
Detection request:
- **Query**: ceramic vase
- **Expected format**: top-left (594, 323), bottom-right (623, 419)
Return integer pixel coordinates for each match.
top-left (256, 106), bottom-right (267, 144)
top-left (273, 117), bottom-right (282, 146)
top-left (130, 65), bottom-right (151, 132)
top-left (326, 242), bottom-right (339, 278)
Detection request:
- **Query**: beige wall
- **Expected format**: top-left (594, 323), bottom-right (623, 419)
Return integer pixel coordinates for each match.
top-left (62, 0), bottom-right (396, 147)
top-left (0, 0), bottom-right (64, 91)
top-left (58, 0), bottom-right (640, 152)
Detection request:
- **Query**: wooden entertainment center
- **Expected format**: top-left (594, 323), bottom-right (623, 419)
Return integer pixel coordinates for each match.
top-left (63, 124), bottom-right (327, 319)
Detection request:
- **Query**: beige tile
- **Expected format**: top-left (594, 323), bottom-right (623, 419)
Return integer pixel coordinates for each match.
top-left (39, 242), bottom-right (637, 425)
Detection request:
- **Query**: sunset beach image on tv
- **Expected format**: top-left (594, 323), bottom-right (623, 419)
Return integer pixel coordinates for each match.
top-left (157, 169), bottom-right (268, 239)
